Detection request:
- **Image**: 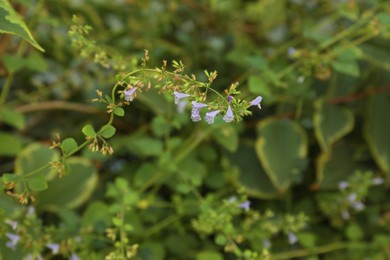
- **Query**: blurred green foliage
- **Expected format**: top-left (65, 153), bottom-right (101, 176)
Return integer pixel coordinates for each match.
top-left (1, 0), bottom-right (390, 259)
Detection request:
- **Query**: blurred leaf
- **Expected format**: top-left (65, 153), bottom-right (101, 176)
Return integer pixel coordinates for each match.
top-left (0, 0), bottom-right (44, 51)
top-left (2, 173), bottom-right (21, 183)
top-left (15, 143), bottom-right (58, 176)
top-left (61, 138), bottom-right (78, 155)
top-left (248, 75), bottom-right (271, 97)
top-left (297, 232), bottom-right (316, 248)
top-left (364, 94), bottom-right (390, 174)
top-left (81, 201), bottom-right (111, 228)
top-left (0, 131), bottom-right (22, 156)
top-left (37, 157), bottom-right (98, 209)
top-left (316, 141), bottom-right (355, 188)
top-left (345, 223), bottom-right (364, 241)
top-left (26, 173), bottom-right (48, 191)
top-left (25, 52), bottom-right (48, 72)
top-left (228, 144), bottom-right (280, 199)
top-left (99, 125), bottom-right (116, 138)
top-left (0, 107), bottom-right (25, 129)
top-left (124, 137), bottom-right (163, 157)
top-left (151, 116), bottom-right (171, 137)
top-left (138, 242), bottom-right (165, 260)
top-left (196, 251), bottom-right (223, 260)
top-left (134, 163), bottom-right (158, 188)
top-left (255, 118), bottom-right (308, 192)
top-left (332, 60), bottom-right (360, 77)
top-left (2, 54), bottom-right (26, 73)
top-left (313, 101), bottom-right (354, 151)
top-left (212, 125), bottom-right (238, 153)
top-left (82, 124), bottom-right (96, 138)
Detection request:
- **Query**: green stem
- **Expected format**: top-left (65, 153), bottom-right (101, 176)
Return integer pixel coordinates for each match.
top-left (0, 74), bottom-right (15, 105)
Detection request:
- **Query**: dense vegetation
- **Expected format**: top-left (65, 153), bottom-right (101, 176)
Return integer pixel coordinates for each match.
top-left (0, 0), bottom-right (389, 259)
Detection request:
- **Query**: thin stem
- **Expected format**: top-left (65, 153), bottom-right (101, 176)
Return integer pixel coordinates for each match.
top-left (16, 101), bottom-right (99, 114)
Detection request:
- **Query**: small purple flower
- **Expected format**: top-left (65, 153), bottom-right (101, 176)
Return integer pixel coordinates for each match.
top-left (47, 243), bottom-right (60, 254)
top-left (250, 96), bottom-right (263, 109)
top-left (124, 87), bottom-right (137, 102)
top-left (239, 200), bottom-right (251, 212)
top-left (227, 95), bottom-right (233, 103)
top-left (5, 233), bottom-right (20, 250)
top-left (338, 181), bottom-right (349, 190)
top-left (173, 91), bottom-right (190, 104)
top-left (372, 177), bottom-right (384, 185)
top-left (287, 47), bottom-right (296, 58)
top-left (223, 105), bottom-right (234, 123)
top-left (191, 101), bottom-right (207, 122)
top-left (287, 232), bottom-right (298, 245)
top-left (205, 110), bottom-right (220, 124)
top-left (69, 253), bottom-right (80, 260)
top-left (177, 99), bottom-right (187, 114)
top-left (5, 219), bottom-right (18, 230)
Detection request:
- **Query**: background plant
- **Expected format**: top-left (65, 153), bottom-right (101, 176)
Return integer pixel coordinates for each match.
top-left (0, 0), bottom-right (389, 259)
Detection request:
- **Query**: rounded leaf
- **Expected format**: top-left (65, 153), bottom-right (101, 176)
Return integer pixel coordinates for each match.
top-left (99, 125), bottom-right (116, 138)
top-left (82, 124), bottom-right (96, 138)
top-left (255, 118), bottom-right (308, 192)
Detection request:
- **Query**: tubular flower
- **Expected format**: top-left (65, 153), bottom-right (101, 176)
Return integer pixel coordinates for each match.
top-left (5, 233), bottom-right (20, 250)
top-left (250, 96), bottom-right (263, 109)
top-left (47, 243), bottom-right (60, 254)
top-left (124, 87), bottom-right (137, 102)
top-left (223, 105), bottom-right (234, 123)
top-left (191, 101), bottom-right (207, 122)
top-left (205, 110), bottom-right (220, 124)
top-left (239, 200), bottom-right (251, 211)
top-left (174, 91), bottom-right (190, 104)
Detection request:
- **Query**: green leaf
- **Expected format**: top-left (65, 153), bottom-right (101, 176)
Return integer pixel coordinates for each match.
top-left (2, 54), bottom-right (26, 73)
top-left (0, 107), bottom-right (25, 129)
top-left (99, 125), bottom-right (116, 138)
top-left (313, 101), bottom-right (354, 151)
top-left (2, 173), bottom-right (21, 183)
top-left (345, 223), bottom-right (364, 241)
top-left (364, 94), bottom-right (390, 174)
top-left (255, 118), bottom-right (308, 192)
top-left (316, 141), bottom-right (356, 189)
top-left (61, 138), bottom-right (78, 155)
top-left (248, 75), bottom-right (271, 97)
top-left (15, 143), bottom-right (59, 176)
top-left (114, 107), bottom-right (125, 117)
top-left (120, 136), bottom-right (163, 157)
top-left (212, 125), bottom-right (239, 153)
top-left (227, 144), bottom-right (280, 199)
top-left (0, 131), bottom-right (22, 156)
top-left (196, 251), bottom-right (223, 260)
top-left (81, 201), bottom-right (111, 228)
top-left (25, 52), bottom-right (48, 72)
top-left (82, 124), bottom-right (96, 138)
top-left (0, 0), bottom-right (44, 52)
top-left (297, 232), bottom-right (316, 248)
top-left (332, 60), bottom-right (360, 77)
top-left (134, 163), bottom-right (158, 188)
top-left (151, 116), bottom-right (171, 137)
top-left (37, 157), bottom-right (98, 209)
top-left (26, 174), bottom-right (48, 191)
